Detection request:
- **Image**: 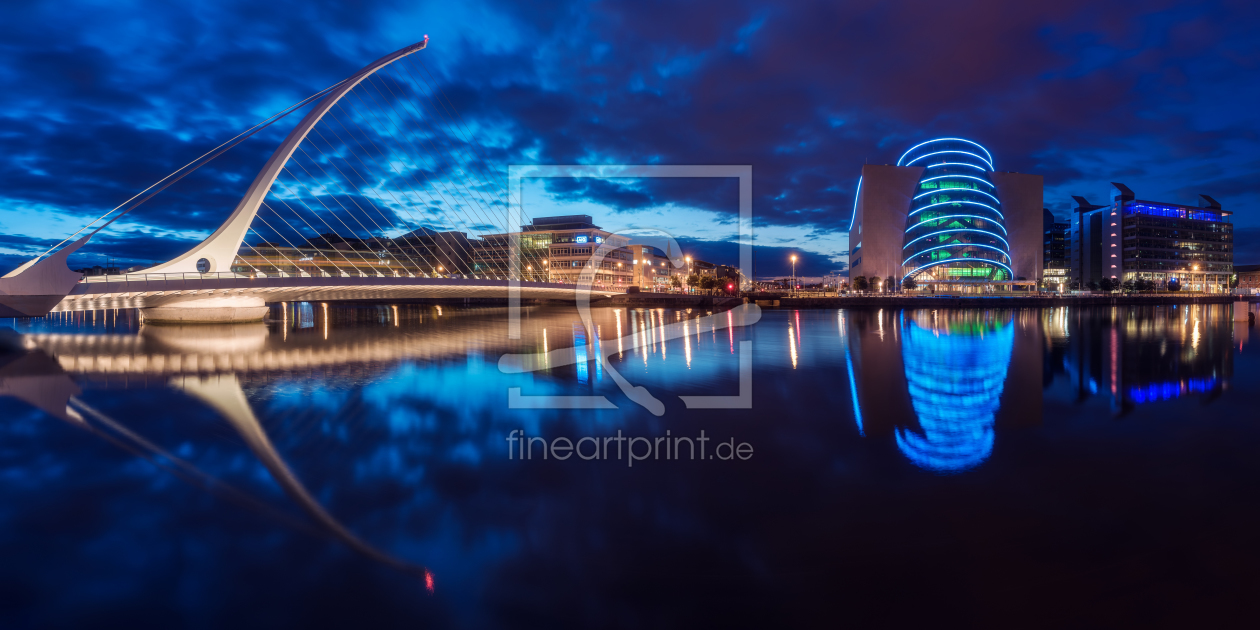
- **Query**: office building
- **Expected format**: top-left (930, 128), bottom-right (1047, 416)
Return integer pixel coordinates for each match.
top-left (1070, 183), bottom-right (1233, 291)
top-left (848, 137), bottom-right (1043, 291)
top-left (1043, 209), bottom-right (1070, 287)
top-left (1234, 263), bottom-right (1259, 292)
top-left (627, 244), bottom-right (673, 290)
top-left (477, 215), bottom-right (634, 286)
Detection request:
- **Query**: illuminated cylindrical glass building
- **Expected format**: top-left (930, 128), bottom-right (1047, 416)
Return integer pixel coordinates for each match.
top-left (898, 138), bottom-right (1012, 285)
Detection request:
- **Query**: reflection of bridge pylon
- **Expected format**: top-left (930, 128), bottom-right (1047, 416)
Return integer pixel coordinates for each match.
top-left (0, 335), bottom-right (434, 586)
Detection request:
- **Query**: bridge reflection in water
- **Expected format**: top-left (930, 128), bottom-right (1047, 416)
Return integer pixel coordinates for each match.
top-left (1, 303), bottom-right (734, 584)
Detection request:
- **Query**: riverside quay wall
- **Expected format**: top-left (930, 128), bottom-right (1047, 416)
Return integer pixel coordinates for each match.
top-left (770, 294), bottom-right (1254, 309)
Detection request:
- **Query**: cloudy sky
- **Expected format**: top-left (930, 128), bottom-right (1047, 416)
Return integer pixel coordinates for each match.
top-left (1, 0), bottom-right (1258, 278)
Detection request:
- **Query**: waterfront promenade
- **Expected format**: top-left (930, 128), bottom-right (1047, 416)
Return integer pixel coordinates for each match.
top-left (608, 291), bottom-right (1255, 310)
top-left (770, 293), bottom-right (1256, 309)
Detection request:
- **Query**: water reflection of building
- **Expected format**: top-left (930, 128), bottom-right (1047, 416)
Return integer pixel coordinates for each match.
top-left (1044, 304), bottom-right (1234, 412)
top-left (845, 309), bottom-right (1042, 473)
top-left (897, 312), bottom-right (1014, 471)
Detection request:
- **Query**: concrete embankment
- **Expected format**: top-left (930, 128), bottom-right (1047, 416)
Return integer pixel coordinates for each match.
top-left (601, 294), bottom-right (745, 310)
top-left (768, 295), bottom-right (1254, 309)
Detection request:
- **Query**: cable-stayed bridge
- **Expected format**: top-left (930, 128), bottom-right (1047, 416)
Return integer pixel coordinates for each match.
top-left (0, 37), bottom-right (619, 322)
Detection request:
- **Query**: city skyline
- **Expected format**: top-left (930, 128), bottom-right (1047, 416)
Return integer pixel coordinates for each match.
top-left (2, 0), bottom-right (1259, 279)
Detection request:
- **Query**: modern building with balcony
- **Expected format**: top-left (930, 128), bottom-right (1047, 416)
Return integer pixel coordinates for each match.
top-left (1070, 183), bottom-right (1233, 291)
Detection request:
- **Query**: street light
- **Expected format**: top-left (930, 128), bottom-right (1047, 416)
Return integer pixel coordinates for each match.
top-left (790, 255), bottom-right (797, 295)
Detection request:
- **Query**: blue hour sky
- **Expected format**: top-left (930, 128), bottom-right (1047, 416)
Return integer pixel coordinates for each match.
top-left (1, 0), bottom-right (1258, 278)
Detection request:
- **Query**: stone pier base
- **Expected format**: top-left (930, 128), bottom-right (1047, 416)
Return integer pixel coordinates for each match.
top-left (141, 297), bottom-right (269, 324)
top-left (1235, 300), bottom-right (1252, 321)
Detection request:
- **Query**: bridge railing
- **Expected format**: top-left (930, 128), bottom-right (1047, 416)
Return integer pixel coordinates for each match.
top-left (75, 271), bottom-right (627, 289)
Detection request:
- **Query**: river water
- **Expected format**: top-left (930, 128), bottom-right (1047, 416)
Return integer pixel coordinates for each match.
top-left (1, 303), bottom-right (1257, 628)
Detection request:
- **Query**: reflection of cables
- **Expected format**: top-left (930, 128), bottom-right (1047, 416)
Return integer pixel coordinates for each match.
top-left (67, 396), bottom-right (320, 536)
top-left (67, 394), bottom-right (435, 591)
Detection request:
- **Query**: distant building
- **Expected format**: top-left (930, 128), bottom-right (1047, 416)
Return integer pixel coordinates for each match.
top-left (627, 244), bottom-right (673, 290)
top-left (75, 265), bottom-right (121, 277)
top-left (1043, 208), bottom-right (1070, 287)
top-left (1237, 263), bottom-right (1260, 292)
top-left (478, 215), bottom-right (633, 286)
top-left (1070, 183), bottom-right (1233, 291)
top-left (848, 137), bottom-right (1043, 292)
top-left (233, 229), bottom-right (474, 277)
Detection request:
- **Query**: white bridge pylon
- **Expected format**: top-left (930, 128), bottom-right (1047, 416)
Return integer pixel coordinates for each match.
top-left (0, 38), bottom-right (612, 319)
top-left (145, 38), bottom-right (432, 275)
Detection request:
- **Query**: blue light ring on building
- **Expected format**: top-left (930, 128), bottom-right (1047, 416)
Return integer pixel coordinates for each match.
top-left (920, 174), bottom-right (995, 188)
top-left (901, 257), bottom-right (1013, 282)
top-left (903, 243), bottom-right (1011, 267)
top-left (907, 214), bottom-right (1009, 235)
top-left (909, 200), bottom-right (1004, 219)
top-left (903, 150), bottom-right (994, 170)
top-left (903, 228), bottom-right (1010, 251)
top-left (848, 175), bottom-right (863, 232)
top-left (897, 137), bottom-right (995, 168)
top-left (913, 188), bottom-right (1001, 205)
top-left (923, 162), bottom-right (989, 173)
top-left (906, 251), bottom-right (1012, 273)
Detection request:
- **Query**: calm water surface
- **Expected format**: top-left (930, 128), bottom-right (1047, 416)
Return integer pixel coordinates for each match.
top-left (1, 303), bottom-right (1258, 628)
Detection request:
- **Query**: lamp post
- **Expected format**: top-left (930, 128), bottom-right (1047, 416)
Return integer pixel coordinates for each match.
top-left (1193, 263), bottom-right (1200, 293)
top-left (790, 255), bottom-right (797, 296)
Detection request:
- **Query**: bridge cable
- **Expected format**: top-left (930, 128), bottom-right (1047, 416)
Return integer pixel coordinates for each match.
top-left (297, 129), bottom-right (430, 275)
top-left (268, 178), bottom-right (376, 276)
top-left (287, 142), bottom-right (426, 276)
top-left (324, 96), bottom-right (479, 277)
top-left (308, 117), bottom-right (447, 276)
top-left (259, 201), bottom-right (351, 277)
top-left (350, 77), bottom-right (492, 276)
top-left (33, 80), bottom-right (347, 261)
top-left (395, 60), bottom-right (527, 245)
top-left (245, 227), bottom-right (306, 276)
top-left (340, 88), bottom-right (486, 276)
top-left (406, 58), bottom-right (534, 234)
top-left (358, 73), bottom-right (536, 278)
top-left (274, 167), bottom-right (384, 277)
top-left (403, 58), bottom-right (552, 280)
top-left (370, 69), bottom-right (542, 278)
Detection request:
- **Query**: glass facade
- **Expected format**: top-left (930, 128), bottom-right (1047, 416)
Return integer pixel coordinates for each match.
top-left (1120, 200), bottom-right (1233, 290)
top-left (898, 139), bottom-right (1011, 285)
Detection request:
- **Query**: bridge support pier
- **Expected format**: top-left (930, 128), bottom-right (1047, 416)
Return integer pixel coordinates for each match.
top-left (141, 296), bottom-right (269, 324)
top-left (1235, 300), bottom-right (1252, 322)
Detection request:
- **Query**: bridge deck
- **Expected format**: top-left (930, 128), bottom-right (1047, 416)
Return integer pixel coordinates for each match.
top-left (53, 275), bottom-right (620, 312)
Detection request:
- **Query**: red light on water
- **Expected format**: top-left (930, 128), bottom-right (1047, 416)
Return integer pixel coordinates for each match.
top-left (425, 570), bottom-right (435, 594)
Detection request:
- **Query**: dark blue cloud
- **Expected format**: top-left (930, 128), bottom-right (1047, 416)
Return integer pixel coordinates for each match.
top-left (1, 0), bottom-right (1258, 279)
